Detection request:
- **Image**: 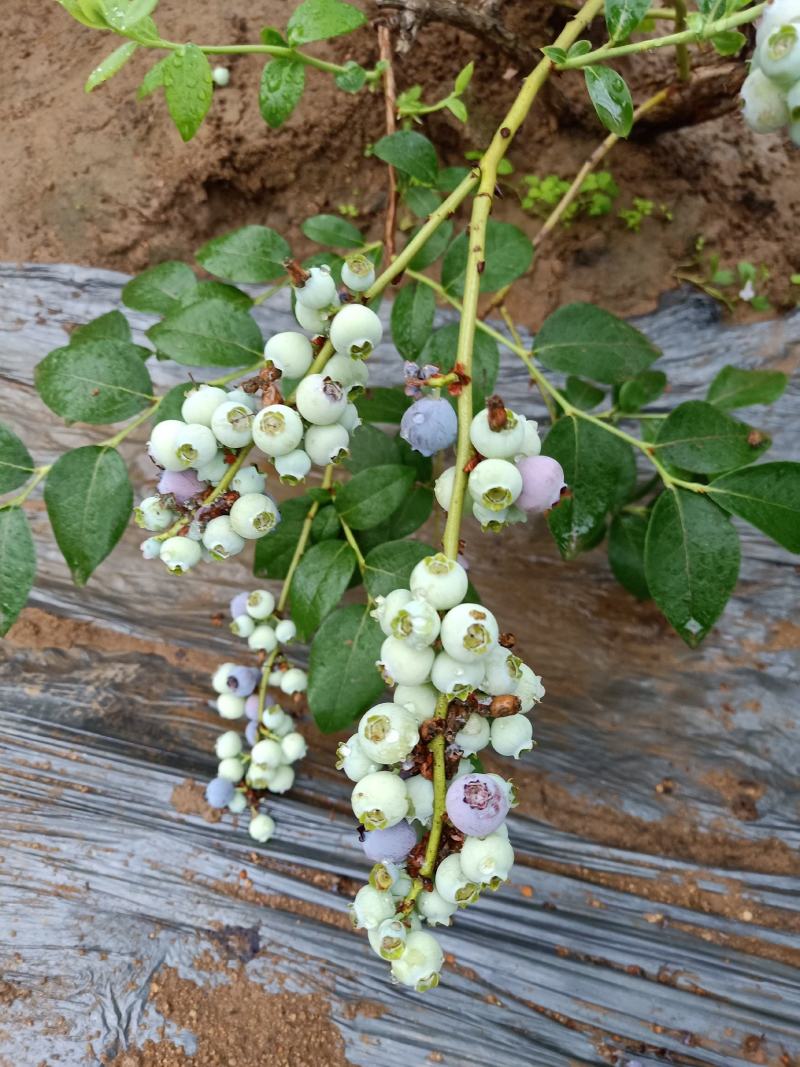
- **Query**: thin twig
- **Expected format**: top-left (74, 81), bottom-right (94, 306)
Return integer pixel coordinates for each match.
top-left (377, 23), bottom-right (398, 264)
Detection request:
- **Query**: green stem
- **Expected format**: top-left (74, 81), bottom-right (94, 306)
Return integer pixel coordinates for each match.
top-left (672, 0), bottom-right (691, 81)
top-left (154, 38), bottom-right (377, 80)
top-left (1, 467), bottom-right (49, 510)
top-left (340, 515), bottom-right (367, 577)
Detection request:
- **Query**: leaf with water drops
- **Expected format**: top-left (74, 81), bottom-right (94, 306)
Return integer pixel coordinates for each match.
top-left (163, 44), bottom-right (213, 142)
top-left (584, 65), bottom-right (633, 137)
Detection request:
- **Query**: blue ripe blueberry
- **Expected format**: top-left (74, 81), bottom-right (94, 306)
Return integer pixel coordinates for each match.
top-left (445, 772), bottom-right (510, 836)
top-left (222, 664), bottom-right (261, 697)
top-left (400, 397), bottom-right (458, 457)
top-left (244, 694), bottom-right (261, 720)
top-left (245, 720), bottom-right (259, 747)
top-left (229, 591), bottom-right (249, 619)
top-left (205, 776), bottom-right (235, 809)
top-left (362, 820), bottom-right (417, 864)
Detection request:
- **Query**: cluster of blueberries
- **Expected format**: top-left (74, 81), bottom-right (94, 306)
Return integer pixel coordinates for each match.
top-left (741, 0), bottom-right (800, 143)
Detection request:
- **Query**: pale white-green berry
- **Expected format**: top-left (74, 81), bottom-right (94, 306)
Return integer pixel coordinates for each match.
top-left (296, 265), bottom-right (338, 310)
top-left (468, 458), bottom-right (522, 512)
top-left (248, 624), bottom-right (277, 653)
top-left (517, 418), bottom-right (542, 459)
top-left (378, 636), bottom-right (435, 687)
top-left (358, 703), bottom-right (420, 764)
top-left (181, 384), bottom-right (227, 426)
top-left (267, 764), bottom-right (295, 794)
top-left (431, 651), bottom-right (484, 698)
top-left (740, 67), bottom-right (791, 132)
top-left (148, 420), bottom-right (183, 468)
top-left (215, 731), bottom-right (243, 759)
top-left (252, 404), bottom-right (305, 456)
top-left (209, 402), bottom-right (253, 449)
top-left (217, 693), bottom-right (245, 719)
top-left (295, 374), bottom-right (348, 426)
top-left (482, 648), bottom-right (523, 696)
top-left (230, 613), bottom-right (255, 638)
top-left (454, 712), bottom-right (491, 755)
top-left (272, 714), bottom-right (295, 738)
top-left (264, 331), bottom-right (314, 377)
top-left (390, 931), bottom-right (444, 991)
top-left (759, 22), bottom-right (800, 86)
top-left (371, 588), bottom-right (413, 636)
top-left (159, 536), bottom-right (201, 575)
top-left (134, 496), bottom-right (176, 533)
top-left (490, 713), bottom-right (533, 758)
top-left (352, 771), bottom-right (409, 830)
top-left (440, 603), bottom-right (499, 662)
top-left (434, 853), bottom-right (479, 905)
top-left (469, 407), bottom-right (525, 459)
top-left (351, 884), bottom-right (396, 930)
top-left (368, 917), bottom-right (408, 960)
top-left (195, 451), bottom-right (229, 484)
top-left (516, 663), bottom-right (545, 712)
top-left (262, 705), bottom-right (290, 731)
top-left (252, 738), bottom-right (283, 767)
top-left (385, 598), bottom-right (441, 649)
top-left (280, 731), bottom-right (307, 763)
top-left (294, 299), bottom-right (331, 333)
top-left (756, 0), bottom-right (800, 44)
top-left (304, 423), bottom-right (350, 465)
top-left (325, 353), bottom-right (369, 391)
top-left (330, 303), bottom-right (383, 357)
top-left (231, 465), bottom-right (266, 495)
top-left (416, 887), bottom-right (457, 926)
top-left (247, 763), bottom-right (272, 789)
top-left (280, 667), bottom-right (307, 694)
top-left (342, 253), bottom-right (376, 292)
top-left (434, 466), bottom-right (456, 511)
top-left (488, 772), bottom-right (518, 809)
top-left (228, 791), bottom-right (247, 814)
top-left (168, 423), bottom-right (218, 471)
top-left (275, 619), bottom-right (297, 643)
top-left (393, 684), bottom-right (439, 725)
top-left (247, 589), bottom-right (276, 619)
top-left (212, 662), bottom-right (237, 694)
top-left (409, 554), bottom-right (469, 610)
top-left (336, 735), bottom-right (382, 781)
top-left (274, 448), bottom-right (312, 484)
top-left (230, 493), bottom-right (280, 538)
top-left (339, 402), bottom-right (362, 433)
top-left (212, 65), bottom-right (230, 87)
top-left (460, 832), bottom-right (514, 884)
top-left (472, 500), bottom-right (508, 531)
top-left (249, 813), bottom-right (275, 843)
top-left (217, 756), bottom-right (244, 782)
top-left (202, 515), bottom-right (246, 560)
top-left (405, 774), bottom-right (434, 825)
top-left (227, 388), bottom-right (259, 413)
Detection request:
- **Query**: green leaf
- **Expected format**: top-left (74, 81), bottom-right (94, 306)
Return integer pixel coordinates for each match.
top-left (354, 387), bottom-right (412, 424)
top-left (0, 424), bottom-right (35, 494)
top-left (391, 283), bottom-right (436, 361)
top-left (407, 219), bottom-right (453, 271)
top-left (534, 302), bottom-right (660, 384)
top-left (542, 415), bottom-right (636, 558)
top-left (301, 213), bottom-right (363, 249)
top-left (311, 505), bottom-right (342, 541)
top-left (35, 341), bottom-right (153, 424)
top-left (711, 29), bottom-right (746, 55)
top-left (618, 369), bottom-right (667, 412)
top-left (608, 512), bottom-right (650, 599)
top-left (541, 46), bottom-right (567, 64)
top-left (364, 539), bottom-right (436, 598)
top-left (85, 41), bottom-right (138, 92)
top-left (441, 220), bottom-right (533, 297)
top-left (71, 310), bottom-right (133, 345)
top-left (253, 496), bottom-right (312, 579)
top-left (335, 465), bottom-right (415, 530)
top-left (98, 0), bottom-right (157, 31)
top-left (290, 539), bottom-right (357, 640)
top-left (181, 280), bottom-right (254, 309)
top-left (59, 0), bottom-right (107, 29)
top-left (345, 424), bottom-right (401, 474)
top-left (147, 299), bottom-right (263, 367)
top-left (706, 365), bottom-right (788, 412)
top-left (563, 376), bottom-right (605, 411)
top-left (335, 60), bottom-right (367, 93)
top-left (420, 323), bottom-right (500, 412)
top-left (707, 462), bottom-right (800, 553)
top-left (287, 0), bottom-right (366, 44)
top-left (604, 0), bottom-right (651, 40)
top-left (196, 225), bottom-right (290, 283)
top-left (122, 261), bottom-right (197, 315)
top-left (445, 97), bottom-right (468, 123)
top-left (404, 186), bottom-right (441, 218)
top-left (138, 56), bottom-right (169, 100)
top-left (0, 508), bottom-right (36, 636)
top-left (373, 131), bottom-right (438, 185)
top-left (584, 65), bottom-right (633, 137)
top-left (653, 400), bottom-right (771, 475)
top-left (357, 486), bottom-right (434, 552)
top-left (308, 604), bottom-right (385, 732)
top-left (153, 381), bottom-right (192, 424)
top-left (163, 44), bottom-right (213, 142)
top-left (454, 61), bottom-right (474, 94)
top-left (437, 166), bottom-right (471, 193)
top-left (260, 26), bottom-right (287, 46)
top-left (567, 40), bottom-right (593, 58)
top-left (259, 58), bottom-right (305, 129)
top-left (645, 488), bottom-right (740, 646)
top-left (44, 447), bottom-right (132, 585)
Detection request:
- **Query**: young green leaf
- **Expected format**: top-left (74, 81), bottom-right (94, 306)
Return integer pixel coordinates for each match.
top-left (604, 0), bottom-right (651, 41)
top-left (0, 508), bottom-right (36, 636)
top-left (357, 487), bottom-right (434, 552)
top-left (98, 0), bottom-right (157, 31)
top-left (391, 283), bottom-right (436, 361)
top-left (335, 60), bottom-right (368, 93)
top-left (454, 61), bottom-right (474, 94)
top-left (407, 219), bottom-right (453, 271)
top-left (618, 369), bottom-right (667, 412)
top-left (445, 97), bottom-right (468, 123)
top-left (364, 539), bottom-right (436, 599)
top-left (563, 376), bottom-right (605, 410)
top-left (290, 540), bottom-right (357, 640)
top-left (260, 26), bottom-right (287, 46)
top-left (308, 604), bottom-right (385, 732)
top-left (334, 465), bottom-right (415, 530)
top-left (541, 46), bottom-right (567, 64)
top-left (122, 261), bottom-right (197, 315)
top-left (45, 447), bottom-right (133, 585)
top-left (711, 29), bottom-right (746, 54)
top-left (608, 512), bottom-right (650, 599)
top-left (138, 56), bottom-right (169, 100)
top-left (163, 44), bottom-right (213, 142)
top-left (301, 213), bottom-right (363, 249)
top-left (253, 496), bottom-right (312, 579)
top-left (259, 58), bottom-right (305, 129)
top-left (534, 302), bottom-right (660, 383)
top-left (344, 424), bottom-right (401, 474)
top-left (707, 462), bottom-right (800, 553)
top-left (373, 131), bottom-right (438, 185)
top-left (147, 299), bottom-right (263, 366)
top-left (71, 310), bottom-right (133, 345)
top-left (441, 220), bottom-right (533, 297)
top-left (653, 400), bottom-right (771, 475)
top-left (419, 323), bottom-right (499, 412)
top-left (196, 225), bottom-right (290, 283)
top-left (706, 365), bottom-right (788, 412)
top-left (35, 341), bottom-right (153, 424)
top-left (59, 0), bottom-right (108, 29)
top-left (584, 65), bottom-right (634, 137)
top-left (354, 388), bottom-right (412, 424)
top-left (644, 488), bottom-right (740, 646)
top-left (542, 415), bottom-right (636, 557)
top-left (287, 0), bottom-right (366, 45)
top-left (85, 41), bottom-right (138, 92)
top-left (0, 424), bottom-right (35, 495)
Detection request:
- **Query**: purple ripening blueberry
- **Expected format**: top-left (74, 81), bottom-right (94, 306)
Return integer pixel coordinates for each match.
top-left (516, 455), bottom-right (566, 512)
top-left (400, 397), bottom-right (458, 457)
top-left (445, 773), bottom-right (509, 836)
top-left (206, 776), bottom-right (235, 809)
top-left (361, 819), bottom-right (417, 863)
top-left (157, 468), bottom-right (207, 504)
top-left (226, 665), bottom-right (261, 696)
top-left (230, 591), bottom-right (250, 619)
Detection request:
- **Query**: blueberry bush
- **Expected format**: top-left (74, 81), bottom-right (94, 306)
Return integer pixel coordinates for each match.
top-left (1, 0), bottom-right (799, 991)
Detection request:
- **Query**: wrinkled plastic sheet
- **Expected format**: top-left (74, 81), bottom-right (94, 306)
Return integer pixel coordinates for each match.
top-left (1, 263), bottom-right (799, 1066)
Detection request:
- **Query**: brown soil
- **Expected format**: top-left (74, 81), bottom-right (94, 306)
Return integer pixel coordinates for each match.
top-left (2, 2), bottom-right (799, 323)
